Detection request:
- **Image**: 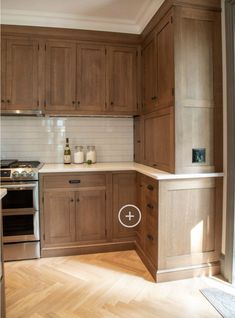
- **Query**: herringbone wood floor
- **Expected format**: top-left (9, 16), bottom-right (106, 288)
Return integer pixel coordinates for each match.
top-left (4, 250), bottom-right (223, 318)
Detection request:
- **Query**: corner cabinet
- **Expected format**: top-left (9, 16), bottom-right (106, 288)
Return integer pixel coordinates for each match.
top-left (1, 38), bottom-right (40, 111)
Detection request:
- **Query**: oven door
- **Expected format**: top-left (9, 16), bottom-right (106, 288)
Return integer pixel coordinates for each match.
top-left (2, 210), bottom-right (39, 243)
top-left (1, 182), bottom-right (39, 243)
top-left (1, 182), bottom-right (38, 212)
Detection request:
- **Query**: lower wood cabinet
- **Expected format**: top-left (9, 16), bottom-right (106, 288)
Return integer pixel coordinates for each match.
top-left (112, 172), bottom-right (137, 240)
top-left (75, 189), bottom-right (106, 242)
top-left (44, 191), bottom-right (76, 244)
top-left (40, 171), bottom-right (223, 282)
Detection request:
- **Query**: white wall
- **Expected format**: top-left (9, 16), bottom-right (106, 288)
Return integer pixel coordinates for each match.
top-left (1, 116), bottom-right (134, 163)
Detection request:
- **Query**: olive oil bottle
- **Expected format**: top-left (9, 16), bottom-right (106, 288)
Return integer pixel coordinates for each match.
top-left (64, 138), bottom-right (71, 164)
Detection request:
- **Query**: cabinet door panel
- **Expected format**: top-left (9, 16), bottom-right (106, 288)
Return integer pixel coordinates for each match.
top-left (156, 14), bottom-right (174, 109)
top-left (43, 191), bottom-right (76, 244)
top-left (143, 108), bottom-right (174, 172)
top-left (6, 39), bottom-right (39, 110)
top-left (112, 172), bottom-right (137, 239)
top-left (1, 39), bottom-right (6, 109)
top-left (108, 47), bottom-right (137, 112)
top-left (142, 38), bottom-right (157, 112)
top-left (76, 189), bottom-right (106, 242)
top-left (77, 44), bottom-right (106, 112)
top-left (45, 41), bottom-right (76, 111)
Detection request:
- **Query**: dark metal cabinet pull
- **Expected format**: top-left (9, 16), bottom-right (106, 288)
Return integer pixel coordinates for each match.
top-left (70, 199), bottom-right (74, 202)
top-left (76, 198), bottom-right (80, 202)
top-left (147, 203), bottom-right (154, 209)
top-left (147, 184), bottom-right (154, 191)
top-left (151, 96), bottom-right (157, 100)
top-left (147, 234), bottom-right (154, 241)
top-left (7, 99), bottom-right (10, 103)
top-left (1, 99), bottom-right (5, 103)
top-left (72, 101), bottom-right (75, 104)
top-left (69, 180), bottom-right (81, 184)
top-left (110, 101), bottom-right (114, 105)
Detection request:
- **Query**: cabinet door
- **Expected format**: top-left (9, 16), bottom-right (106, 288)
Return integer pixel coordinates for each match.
top-left (107, 46), bottom-right (137, 113)
top-left (43, 191), bottom-right (76, 244)
top-left (76, 189), bottom-right (106, 242)
top-left (143, 108), bottom-right (174, 172)
top-left (142, 38), bottom-right (157, 113)
top-left (77, 44), bottom-right (106, 112)
top-left (45, 41), bottom-right (76, 111)
top-left (1, 39), bottom-right (6, 110)
top-left (155, 13), bottom-right (174, 109)
top-left (112, 172), bottom-right (137, 240)
top-left (5, 39), bottom-right (39, 110)
top-left (134, 116), bottom-right (142, 163)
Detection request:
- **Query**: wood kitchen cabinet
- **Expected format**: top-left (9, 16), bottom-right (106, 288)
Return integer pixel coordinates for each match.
top-left (1, 38), bottom-right (40, 111)
top-left (112, 172), bottom-right (137, 240)
top-left (41, 173), bottom-right (110, 256)
top-left (43, 191), bottom-right (76, 244)
top-left (75, 189), bottom-right (106, 242)
top-left (77, 44), bottom-right (106, 112)
top-left (107, 46), bottom-right (138, 113)
top-left (143, 108), bottom-right (174, 172)
top-left (45, 41), bottom-right (77, 111)
top-left (142, 12), bottom-right (174, 114)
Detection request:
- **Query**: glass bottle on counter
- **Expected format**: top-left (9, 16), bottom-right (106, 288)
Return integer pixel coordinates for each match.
top-left (86, 146), bottom-right (96, 163)
top-left (74, 146), bottom-right (84, 164)
top-left (64, 138), bottom-right (71, 164)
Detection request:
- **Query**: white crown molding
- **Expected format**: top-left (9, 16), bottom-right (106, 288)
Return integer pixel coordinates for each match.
top-left (1, 1), bottom-right (163, 34)
top-left (135, 0), bottom-right (165, 33)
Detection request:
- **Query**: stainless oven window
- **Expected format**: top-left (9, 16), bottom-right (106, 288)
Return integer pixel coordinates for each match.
top-left (2, 189), bottom-right (33, 209)
top-left (3, 214), bottom-right (34, 236)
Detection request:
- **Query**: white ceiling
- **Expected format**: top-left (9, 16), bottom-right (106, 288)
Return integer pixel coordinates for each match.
top-left (1, 0), bottom-right (164, 34)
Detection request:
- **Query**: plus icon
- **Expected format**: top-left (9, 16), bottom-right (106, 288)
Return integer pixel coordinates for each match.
top-left (125, 211), bottom-right (135, 221)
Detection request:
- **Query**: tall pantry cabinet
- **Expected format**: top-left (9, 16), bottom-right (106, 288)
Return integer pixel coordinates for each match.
top-left (137, 0), bottom-right (223, 174)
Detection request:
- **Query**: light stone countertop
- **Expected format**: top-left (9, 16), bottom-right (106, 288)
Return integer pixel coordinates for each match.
top-left (0, 188), bottom-right (7, 200)
top-left (39, 162), bottom-right (224, 180)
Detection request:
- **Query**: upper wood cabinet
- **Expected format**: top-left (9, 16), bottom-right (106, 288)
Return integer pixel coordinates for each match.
top-left (45, 41), bottom-right (76, 111)
top-left (77, 44), bottom-right (106, 112)
top-left (1, 38), bottom-right (40, 110)
top-left (142, 38), bottom-right (156, 113)
top-left (142, 12), bottom-right (174, 114)
top-left (143, 108), bottom-right (174, 172)
top-left (107, 46), bottom-right (138, 113)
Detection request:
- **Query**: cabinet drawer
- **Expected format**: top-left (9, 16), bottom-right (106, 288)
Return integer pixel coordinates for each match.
top-left (43, 174), bottom-right (106, 189)
top-left (145, 222), bottom-right (157, 266)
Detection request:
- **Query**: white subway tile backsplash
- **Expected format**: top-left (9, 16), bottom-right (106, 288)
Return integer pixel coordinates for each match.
top-left (1, 117), bottom-right (134, 163)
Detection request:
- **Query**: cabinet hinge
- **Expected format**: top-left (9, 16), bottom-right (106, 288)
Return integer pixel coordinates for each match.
top-left (172, 87), bottom-right (175, 96)
top-left (171, 16), bottom-right (173, 23)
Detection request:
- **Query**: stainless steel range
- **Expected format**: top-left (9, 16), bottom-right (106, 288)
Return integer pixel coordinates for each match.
top-left (0, 159), bottom-right (43, 261)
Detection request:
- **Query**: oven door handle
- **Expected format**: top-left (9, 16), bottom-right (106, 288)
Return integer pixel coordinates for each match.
top-left (1, 183), bottom-right (37, 190)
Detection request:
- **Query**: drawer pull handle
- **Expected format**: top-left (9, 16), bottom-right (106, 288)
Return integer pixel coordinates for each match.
top-left (69, 180), bottom-right (81, 184)
top-left (147, 203), bottom-right (154, 209)
top-left (147, 234), bottom-right (154, 241)
top-left (70, 199), bottom-right (74, 202)
top-left (147, 184), bottom-right (154, 191)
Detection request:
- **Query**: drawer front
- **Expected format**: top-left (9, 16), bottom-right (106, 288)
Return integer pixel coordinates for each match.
top-left (145, 221), bottom-right (158, 266)
top-left (142, 176), bottom-right (158, 201)
top-left (43, 174), bottom-right (106, 189)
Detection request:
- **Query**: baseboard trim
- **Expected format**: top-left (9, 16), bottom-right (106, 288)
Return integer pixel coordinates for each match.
top-left (156, 261), bottom-right (221, 282)
top-left (41, 241), bottom-right (135, 258)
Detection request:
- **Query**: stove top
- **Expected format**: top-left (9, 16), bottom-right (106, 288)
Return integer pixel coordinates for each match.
top-left (0, 160), bottom-right (42, 181)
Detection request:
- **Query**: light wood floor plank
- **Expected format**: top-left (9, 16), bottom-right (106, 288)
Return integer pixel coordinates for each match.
top-left (4, 250), bottom-right (225, 317)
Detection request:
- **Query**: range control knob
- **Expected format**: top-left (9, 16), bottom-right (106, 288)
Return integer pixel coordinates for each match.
top-left (27, 171), bottom-right (35, 178)
top-left (21, 171), bottom-right (27, 178)
top-left (12, 171), bottom-right (20, 178)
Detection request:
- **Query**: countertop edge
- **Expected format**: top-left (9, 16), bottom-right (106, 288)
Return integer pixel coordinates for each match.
top-left (39, 163), bottom-right (224, 181)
